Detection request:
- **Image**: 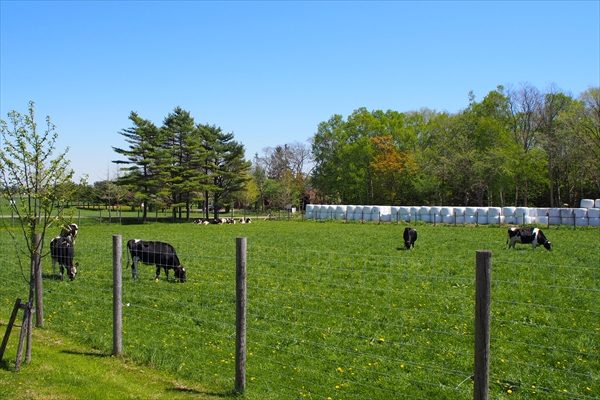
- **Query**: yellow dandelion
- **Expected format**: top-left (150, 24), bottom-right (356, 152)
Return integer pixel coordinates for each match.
top-left (507, 389), bottom-right (512, 394)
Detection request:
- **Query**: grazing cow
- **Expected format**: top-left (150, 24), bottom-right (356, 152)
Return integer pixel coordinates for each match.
top-left (126, 239), bottom-right (187, 282)
top-left (49, 236), bottom-right (78, 280)
top-left (507, 227), bottom-right (552, 251)
top-left (403, 227), bottom-right (418, 249)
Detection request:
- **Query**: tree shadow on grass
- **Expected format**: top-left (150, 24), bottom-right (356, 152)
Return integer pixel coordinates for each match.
top-left (166, 386), bottom-right (236, 398)
top-left (60, 349), bottom-right (109, 358)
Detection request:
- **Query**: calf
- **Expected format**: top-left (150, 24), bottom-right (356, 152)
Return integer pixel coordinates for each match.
top-left (403, 227), bottom-right (418, 249)
top-left (507, 227), bottom-right (552, 251)
top-left (126, 239), bottom-right (186, 282)
top-left (50, 236), bottom-right (78, 280)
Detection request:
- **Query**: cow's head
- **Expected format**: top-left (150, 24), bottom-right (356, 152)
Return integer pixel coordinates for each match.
top-left (543, 241), bottom-right (552, 251)
top-left (67, 262), bottom-right (79, 280)
top-left (174, 266), bottom-right (187, 282)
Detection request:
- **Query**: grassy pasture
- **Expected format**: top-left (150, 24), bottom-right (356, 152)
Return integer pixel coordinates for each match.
top-left (0, 220), bottom-right (598, 399)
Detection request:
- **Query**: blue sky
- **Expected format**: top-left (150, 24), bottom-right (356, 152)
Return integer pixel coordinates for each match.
top-left (1, 1), bottom-right (599, 183)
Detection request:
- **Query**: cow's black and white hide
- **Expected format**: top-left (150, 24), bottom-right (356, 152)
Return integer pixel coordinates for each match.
top-left (126, 239), bottom-right (187, 282)
top-left (50, 236), bottom-right (78, 280)
top-left (60, 223), bottom-right (79, 243)
top-left (507, 227), bottom-right (552, 251)
top-left (403, 227), bottom-right (418, 249)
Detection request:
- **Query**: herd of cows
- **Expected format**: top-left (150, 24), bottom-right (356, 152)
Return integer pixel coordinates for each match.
top-left (47, 222), bottom-right (553, 282)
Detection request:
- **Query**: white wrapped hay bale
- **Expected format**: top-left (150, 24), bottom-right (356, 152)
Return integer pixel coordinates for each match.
top-left (410, 206), bottom-right (420, 221)
top-left (560, 208), bottom-right (574, 225)
top-left (476, 207), bottom-right (489, 224)
top-left (362, 206), bottom-right (373, 221)
top-left (377, 206), bottom-right (392, 222)
top-left (514, 207), bottom-right (529, 224)
top-left (400, 206), bottom-right (412, 222)
top-left (351, 206), bottom-right (363, 221)
top-left (589, 217), bottom-right (600, 226)
top-left (453, 207), bottom-right (466, 224)
top-left (305, 204), bottom-right (315, 219)
top-left (596, 199), bottom-right (600, 208)
top-left (441, 207), bottom-right (454, 224)
top-left (548, 208), bottom-right (562, 225)
top-left (335, 205), bottom-right (347, 220)
top-left (465, 207), bottom-right (477, 224)
top-left (419, 206), bottom-right (432, 223)
top-left (488, 207), bottom-right (501, 224)
top-left (429, 206), bottom-right (442, 223)
top-left (535, 208), bottom-right (549, 225)
top-left (502, 207), bottom-right (516, 225)
top-left (574, 208), bottom-right (588, 218)
top-left (588, 208), bottom-right (600, 218)
top-left (345, 205), bottom-right (355, 220)
top-left (391, 206), bottom-right (401, 222)
top-left (580, 199), bottom-right (595, 209)
top-left (575, 217), bottom-right (589, 226)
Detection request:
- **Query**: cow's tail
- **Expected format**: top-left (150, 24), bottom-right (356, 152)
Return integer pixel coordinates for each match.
top-left (125, 247), bottom-right (130, 269)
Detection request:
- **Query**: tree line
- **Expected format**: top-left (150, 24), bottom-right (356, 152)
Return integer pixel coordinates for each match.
top-left (112, 107), bottom-right (250, 222)
top-left (310, 84), bottom-right (599, 208)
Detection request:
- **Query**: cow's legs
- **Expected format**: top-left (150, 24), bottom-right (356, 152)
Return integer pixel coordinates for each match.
top-left (132, 257), bottom-right (139, 280)
top-left (155, 265), bottom-right (162, 280)
top-left (59, 264), bottom-right (65, 281)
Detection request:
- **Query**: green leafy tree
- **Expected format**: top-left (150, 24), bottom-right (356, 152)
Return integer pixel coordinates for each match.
top-left (0, 101), bottom-right (75, 352)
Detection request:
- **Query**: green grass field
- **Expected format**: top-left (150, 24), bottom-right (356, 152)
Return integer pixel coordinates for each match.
top-left (0, 220), bottom-right (598, 399)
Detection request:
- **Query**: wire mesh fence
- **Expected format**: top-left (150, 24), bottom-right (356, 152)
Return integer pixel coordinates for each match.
top-left (0, 223), bottom-right (598, 399)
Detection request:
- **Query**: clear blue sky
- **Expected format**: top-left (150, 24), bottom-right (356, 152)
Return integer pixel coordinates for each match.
top-left (1, 1), bottom-right (599, 183)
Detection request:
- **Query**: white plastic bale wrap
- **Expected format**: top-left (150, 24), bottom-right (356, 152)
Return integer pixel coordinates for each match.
top-left (514, 207), bottom-right (529, 225)
top-left (419, 207), bottom-right (431, 223)
top-left (587, 208), bottom-right (600, 218)
top-left (596, 199), bottom-right (600, 208)
top-left (548, 208), bottom-right (562, 225)
top-left (362, 206), bottom-right (373, 221)
top-left (574, 208), bottom-right (588, 218)
top-left (352, 206), bottom-right (363, 221)
top-left (377, 206), bottom-right (392, 222)
top-left (400, 207), bottom-right (412, 222)
top-left (575, 218), bottom-right (589, 226)
top-left (560, 208), bottom-right (574, 225)
top-left (345, 205), bottom-right (355, 220)
top-left (335, 205), bottom-right (347, 220)
top-left (488, 207), bottom-right (501, 224)
top-left (476, 207), bottom-right (489, 224)
top-left (305, 204), bottom-right (315, 219)
top-left (580, 199), bottom-right (595, 209)
top-left (589, 217), bottom-right (600, 226)
top-left (429, 206), bottom-right (442, 223)
top-left (371, 206), bottom-right (382, 222)
top-left (410, 207), bottom-right (420, 221)
top-left (465, 207), bottom-right (477, 224)
top-left (502, 207), bottom-right (516, 224)
top-left (453, 207), bottom-right (466, 224)
top-left (441, 207), bottom-right (454, 224)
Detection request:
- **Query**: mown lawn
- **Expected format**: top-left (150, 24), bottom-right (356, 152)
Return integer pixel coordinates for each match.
top-left (0, 220), bottom-right (598, 399)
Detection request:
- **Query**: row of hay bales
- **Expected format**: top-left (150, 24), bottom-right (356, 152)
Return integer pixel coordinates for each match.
top-left (305, 199), bottom-right (600, 226)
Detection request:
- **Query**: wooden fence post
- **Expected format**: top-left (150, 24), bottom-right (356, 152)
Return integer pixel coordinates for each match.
top-left (0, 298), bottom-right (22, 361)
top-left (474, 250), bottom-right (492, 400)
top-left (235, 237), bottom-right (247, 394)
top-left (113, 234), bottom-right (123, 356)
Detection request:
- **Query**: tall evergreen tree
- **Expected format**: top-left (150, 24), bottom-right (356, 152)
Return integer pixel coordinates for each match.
top-left (112, 112), bottom-right (166, 222)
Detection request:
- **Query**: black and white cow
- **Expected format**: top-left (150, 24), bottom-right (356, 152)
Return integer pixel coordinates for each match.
top-left (403, 227), bottom-right (418, 249)
top-left (50, 236), bottom-right (78, 280)
top-left (126, 239), bottom-right (187, 282)
top-left (507, 227), bottom-right (552, 251)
